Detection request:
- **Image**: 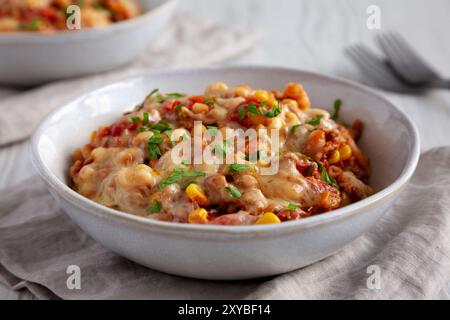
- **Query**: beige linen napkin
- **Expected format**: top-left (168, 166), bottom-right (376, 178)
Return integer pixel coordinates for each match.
top-left (0, 12), bottom-right (263, 146)
top-left (0, 147), bottom-right (449, 300)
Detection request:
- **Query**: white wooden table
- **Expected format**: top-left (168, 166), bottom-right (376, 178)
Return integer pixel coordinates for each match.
top-left (1, 0), bottom-right (450, 299)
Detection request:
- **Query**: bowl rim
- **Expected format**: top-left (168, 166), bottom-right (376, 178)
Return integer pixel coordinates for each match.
top-left (30, 65), bottom-right (421, 237)
top-left (0, 0), bottom-right (177, 43)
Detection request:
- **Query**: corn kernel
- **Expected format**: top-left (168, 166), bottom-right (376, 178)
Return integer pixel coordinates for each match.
top-left (284, 111), bottom-right (298, 123)
top-left (234, 85), bottom-right (251, 97)
top-left (255, 212), bottom-right (281, 225)
top-left (188, 208), bottom-right (209, 224)
top-left (206, 82), bottom-right (229, 96)
top-left (254, 90), bottom-right (269, 101)
top-left (267, 98), bottom-right (278, 107)
top-left (192, 103), bottom-right (209, 114)
top-left (282, 99), bottom-right (298, 109)
top-left (268, 117), bottom-right (282, 129)
top-left (339, 144), bottom-right (352, 161)
top-left (186, 183), bottom-right (208, 205)
top-left (328, 150), bottom-right (340, 164)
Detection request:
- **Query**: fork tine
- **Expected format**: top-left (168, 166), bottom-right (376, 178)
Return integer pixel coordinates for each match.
top-left (346, 45), bottom-right (415, 93)
top-left (389, 33), bottom-right (438, 78)
top-left (377, 32), bottom-right (438, 83)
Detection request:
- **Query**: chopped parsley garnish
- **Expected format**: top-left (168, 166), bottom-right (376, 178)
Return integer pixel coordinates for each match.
top-left (155, 93), bottom-right (186, 103)
top-left (206, 126), bottom-right (218, 136)
top-left (137, 120), bottom-right (171, 133)
top-left (290, 124), bottom-right (301, 134)
top-left (23, 18), bottom-right (43, 31)
top-left (331, 99), bottom-right (342, 121)
top-left (150, 120), bottom-right (171, 132)
top-left (181, 160), bottom-right (190, 166)
top-left (287, 202), bottom-right (297, 211)
top-left (148, 200), bottom-right (162, 213)
top-left (146, 88), bottom-right (159, 99)
top-left (213, 141), bottom-right (228, 158)
top-left (204, 97), bottom-right (215, 105)
top-left (228, 164), bottom-right (254, 173)
top-left (128, 116), bottom-right (141, 123)
top-left (306, 163), bottom-right (316, 176)
top-left (147, 131), bottom-right (164, 160)
top-left (159, 169), bottom-right (206, 190)
top-left (246, 103), bottom-right (261, 116)
top-left (238, 101), bottom-right (281, 120)
top-left (317, 163), bottom-right (339, 189)
top-left (142, 112), bottom-right (149, 125)
top-left (225, 185), bottom-right (242, 198)
top-left (238, 106), bottom-right (247, 121)
top-left (263, 103), bottom-right (282, 118)
top-left (92, 2), bottom-right (106, 10)
top-left (308, 115), bottom-right (323, 126)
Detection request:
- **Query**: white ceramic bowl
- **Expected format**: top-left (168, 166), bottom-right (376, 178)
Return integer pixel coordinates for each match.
top-left (31, 66), bottom-right (420, 280)
top-left (0, 0), bottom-right (176, 86)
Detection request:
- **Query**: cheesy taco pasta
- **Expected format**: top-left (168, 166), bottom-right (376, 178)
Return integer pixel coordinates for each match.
top-left (0, 0), bottom-right (141, 32)
top-left (70, 82), bottom-right (374, 226)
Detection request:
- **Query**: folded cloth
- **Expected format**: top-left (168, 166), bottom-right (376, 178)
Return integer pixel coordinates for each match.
top-left (0, 147), bottom-right (449, 300)
top-left (0, 12), bottom-right (263, 146)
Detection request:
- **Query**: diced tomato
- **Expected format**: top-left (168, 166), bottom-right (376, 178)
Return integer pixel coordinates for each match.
top-left (163, 100), bottom-right (182, 111)
top-left (96, 126), bottom-right (111, 139)
top-left (70, 160), bottom-right (83, 177)
top-left (188, 96), bottom-right (205, 104)
top-left (277, 209), bottom-right (302, 221)
top-left (39, 8), bottom-right (58, 22)
top-left (296, 160), bottom-right (315, 176)
top-left (109, 119), bottom-right (137, 137)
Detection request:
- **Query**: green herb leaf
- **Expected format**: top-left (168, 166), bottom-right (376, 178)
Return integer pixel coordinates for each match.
top-left (146, 88), bottom-right (159, 99)
top-left (290, 124), bottom-right (301, 134)
top-left (142, 112), bottom-right (150, 125)
top-left (92, 2), bottom-right (105, 10)
top-left (25, 18), bottom-right (43, 31)
top-left (150, 120), bottom-right (171, 132)
top-left (306, 163), bottom-right (316, 176)
top-left (246, 103), bottom-right (261, 116)
top-left (148, 200), bottom-right (162, 213)
top-left (155, 93), bottom-right (186, 103)
top-left (206, 126), bottom-right (218, 136)
top-left (308, 115), bottom-right (323, 126)
top-left (238, 106), bottom-right (246, 121)
top-left (213, 141), bottom-right (228, 158)
top-left (287, 202), bottom-right (297, 211)
top-left (318, 163), bottom-right (339, 189)
top-left (204, 97), bottom-right (215, 105)
top-left (228, 164), bottom-right (254, 173)
top-left (128, 116), bottom-right (141, 123)
top-left (331, 99), bottom-right (342, 121)
top-left (139, 120), bottom-right (171, 133)
top-left (263, 103), bottom-right (282, 118)
top-left (225, 185), bottom-right (242, 198)
top-left (158, 169), bottom-right (205, 190)
top-left (147, 131), bottom-right (163, 160)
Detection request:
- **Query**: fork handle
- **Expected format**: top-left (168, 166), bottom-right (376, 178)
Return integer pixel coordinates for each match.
top-left (430, 79), bottom-right (450, 89)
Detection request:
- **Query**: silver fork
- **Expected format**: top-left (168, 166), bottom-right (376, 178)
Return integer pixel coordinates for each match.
top-left (377, 32), bottom-right (450, 89)
top-left (346, 44), bottom-right (421, 94)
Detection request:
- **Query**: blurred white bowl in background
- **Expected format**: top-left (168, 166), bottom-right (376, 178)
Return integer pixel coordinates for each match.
top-left (0, 0), bottom-right (177, 86)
